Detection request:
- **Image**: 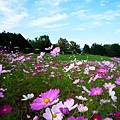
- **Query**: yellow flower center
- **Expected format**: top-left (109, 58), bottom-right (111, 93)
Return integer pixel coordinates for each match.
top-left (4, 109), bottom-right (7, 112)
top-left (95, 91), bottom-right (99, 95)
top-left (43, 98), bottom-right (50, 104)
top-left (52, 114), bottom-right (57, 118)
top-left (94, 118), bottom-right (97, 120)
top-left (81, 109), bottom-right (85, 112)
top-left (108, 86), bottom-right (111, 88)
top-left (118, 82), bottom-right (120, 85)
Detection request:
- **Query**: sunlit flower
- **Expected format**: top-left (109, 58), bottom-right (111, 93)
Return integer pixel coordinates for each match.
top-left (89, 66), bottom-right (95, 70)
top-left (77, 104), bottom-right (88, 113)
top-left (109, 88), bottom-right (117, 102)
top-left (64, 63), bottom-right (75, 72)
top-left (21, 93), bottom-right (34, 101)
top-left (75, 96), bottom-right (88, 101)
top-left (103, 83), bottom-right (116, 90)
top-left (75, 61), bottom-right (83, 65)
top-left (89, 87), bottom-right (103, 96)
top-left (43, 105), bottom-right (63, 120)
top-left (82, 86), bottom-right (90, 93)
top-left (57, 98), bottom-right (78, 115)
top-left (30, 89), bottom-right (60, 110)
top-left (50, 47), bottom-right (60, 57)
top-left (0, 105), bottom-right (12, 114)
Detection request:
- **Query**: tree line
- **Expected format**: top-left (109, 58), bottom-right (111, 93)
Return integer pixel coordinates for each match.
top-left (28, 35), bottom-right (120, 57)
top-left (0, 31), bottom-right (120, 57)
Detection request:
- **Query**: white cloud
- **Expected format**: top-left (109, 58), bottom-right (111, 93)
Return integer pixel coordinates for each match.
top-left (0, 0), bottom-right (27, 31)
top-left (28, 13), bottom-right (67, 27)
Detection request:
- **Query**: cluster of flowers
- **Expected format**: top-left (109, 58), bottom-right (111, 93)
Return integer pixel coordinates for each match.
top-left (19, 88), bottom-right (120, 120)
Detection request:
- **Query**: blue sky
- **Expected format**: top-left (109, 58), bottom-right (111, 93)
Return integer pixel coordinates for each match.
top-left (0, 0), bottom-right (120, 48)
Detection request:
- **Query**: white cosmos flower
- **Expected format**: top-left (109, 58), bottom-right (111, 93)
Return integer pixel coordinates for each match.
top-left (75, 96), bottom-right (88, 101)
top-left (21, 93), bottom-right (34, 101)
top-left (109, 88), bottom-right (117, 102)
top-left (89, 66), bottom-right (95, 70)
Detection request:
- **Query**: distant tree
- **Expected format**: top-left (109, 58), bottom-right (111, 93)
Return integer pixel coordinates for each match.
top-left (90, 43), bottom-right (105, 56)
top-left (58, 38), bottom-right (69, 54)
top-left (83, 44), bottom-right (90, 54)
top-left (109, 43), bottom-right (120, 57)
top-left (28, 35), bottom-right (52, 53)
top-left (103, 44), bottom-right (111, 56)
top-left (69, 41), bottom-right (81, 54)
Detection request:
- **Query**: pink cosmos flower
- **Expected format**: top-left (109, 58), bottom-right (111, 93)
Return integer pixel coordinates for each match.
top-left (0, 105), bottom-right (12, 114)
top-left (43, 104), bottom-right (63, 120)
top-left (89, 87), bottom-right (103, 96)
top-left (0, 92), bottom-right (4, 98)
top-left (115, 77), bottom-right (120, 85)
top-left (37, 52), bottom-right (45, 61)
top-left (50, 47), bottom-right (60, 57)
top-left (30, 89), bottom-right (60, 110)
top-left (97, 67), bottom-right (108, 73)
top-left (68, 116), bottom-right (88, 120)
top-left (103, 83), bottom-right (116, 90)
top-left (57, 98), bottom-right (78, 115)
top-left (45, 45), bottom-right (53, 50)
top-left (77, 104), bottom-right (88, 113)
top-left (106, 75), bottom-right (114, 80)
top-left (33, 116), bottom-right (40, 120)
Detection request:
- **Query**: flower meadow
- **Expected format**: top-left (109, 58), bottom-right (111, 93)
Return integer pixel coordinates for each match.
top-left (0, 46), bottom-right (120, 120)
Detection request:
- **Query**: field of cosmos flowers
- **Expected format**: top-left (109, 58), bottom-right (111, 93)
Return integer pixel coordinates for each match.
top-left (0, 46), bottom-right (120, 120)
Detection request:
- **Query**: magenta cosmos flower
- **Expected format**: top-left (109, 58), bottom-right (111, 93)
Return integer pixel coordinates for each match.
top-left (0, 105), bottom-right (12, 114)
top-left (30, 89), bottom-right (60, 110)
top-left (97, 67), bottom-right (108, 73)
top-left (89, 87), bottom-right (103, 96)
top-left (90, 114), bottom-right (102, 120)
top-left (68, 116), bottom-right (88, 120)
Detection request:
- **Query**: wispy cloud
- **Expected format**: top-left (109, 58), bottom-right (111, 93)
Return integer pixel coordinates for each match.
top-left (28, 13), bottom-right (67, 27)
top-left (0, 0), bottom-right (27, 31)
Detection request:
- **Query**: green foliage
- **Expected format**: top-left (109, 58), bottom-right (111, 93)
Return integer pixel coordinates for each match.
top-left (83, 44), bottom-right (90, 54)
